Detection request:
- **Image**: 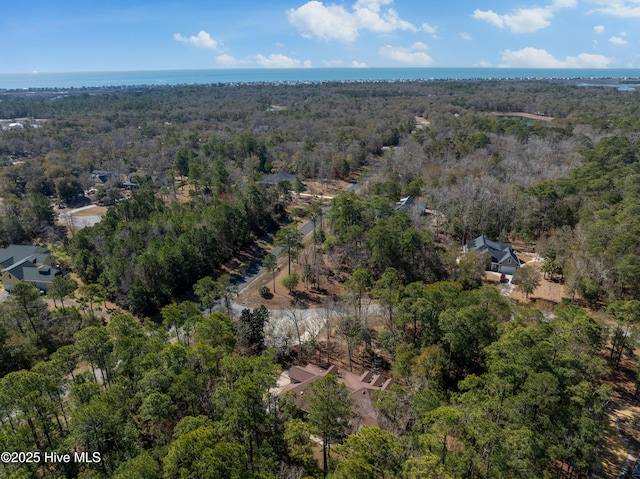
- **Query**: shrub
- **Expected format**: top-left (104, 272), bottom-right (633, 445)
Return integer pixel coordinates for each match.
top-left (258, 285), bottom-right (272, 299)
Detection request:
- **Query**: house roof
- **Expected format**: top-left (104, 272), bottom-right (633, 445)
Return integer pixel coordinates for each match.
top-left (464, 235), bottom-right (522, 266)
top-left (22, 265), bottom-right (62, 283)
top-left (2, 257), bottom-right (37, 280)
top-left (0, 245), bottom-right (49, 265)
top-left (91, 170), bottom-right (117, 184)
top-left (124, 172), bottom-right (168, 187)
top-left (395, 196), bottom-right (427, 214)
top-left (280, 363), bottom-right (394, 429)
top-left (0, 245), bottom-right (64, 287)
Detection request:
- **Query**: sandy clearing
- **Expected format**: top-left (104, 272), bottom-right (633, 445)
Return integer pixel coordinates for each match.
top-left (490, 111), bottom-right (555, 122)
top-left (414, 116), bottom-right (431, 128)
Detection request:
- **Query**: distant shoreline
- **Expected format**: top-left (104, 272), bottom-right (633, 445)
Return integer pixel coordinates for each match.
top-left (0, 77), bottom-right (637, 96)
top-left (1, 67), bottom-right (639, 91)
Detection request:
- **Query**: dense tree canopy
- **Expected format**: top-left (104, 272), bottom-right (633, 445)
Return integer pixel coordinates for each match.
top-left (0, 78), bottom-right (636, 478)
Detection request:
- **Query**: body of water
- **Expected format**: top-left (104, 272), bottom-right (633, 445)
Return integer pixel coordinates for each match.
top-left (1, 68), bottom-right (640, 90)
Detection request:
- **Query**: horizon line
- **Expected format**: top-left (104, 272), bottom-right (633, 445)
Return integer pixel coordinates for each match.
top-left (2, 66), bottom-right (640, 76)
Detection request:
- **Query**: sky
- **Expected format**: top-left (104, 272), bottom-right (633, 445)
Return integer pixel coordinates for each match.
top-left (1, 0), bottom-right (639, 73)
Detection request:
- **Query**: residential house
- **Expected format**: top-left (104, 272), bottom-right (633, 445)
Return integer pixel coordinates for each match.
top-left (91, 170), bottom-right (118, 186)
top-left (395, 196), bottom-right (426, 215)
top-left (0, 245), bottom-right (66, 292)
top-left (464, 235), bottom-right (522, 274)
top-left (280, 363), bottom-right (394, 430)
top-left (123, 172), bottom-right (168, 190)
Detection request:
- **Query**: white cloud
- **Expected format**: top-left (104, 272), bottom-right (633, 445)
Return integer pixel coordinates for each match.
top-left (352, 61), bottom-right (368, 68)
top-left (323, 59), bottom-right (344, 66)
top-left (422, 22), bottom-right (437, 34)
top-left (215, 55), bottom-right (253, 68)
top-left (588, 1), bottom-right (640, 17)
top-left (609, 36), bottom-right (629, 45)
top-left (473, 7), bottom-right (552, 33)
top-left (216, 54), bottom-right (240, 67)
top-left (287, 0), bottom-right (416, 43)
top-left (460, 32), bottom-right (472, 40)
top-left (354, 0), bottom-right (416, 33)
top-left (594, 25), bottom-right (605, 34)
top-left (379, 45), bottom-right (433, 65)
top-left (473, 0), bottom-right (576, 33)
top-left (411, 41), bottom-right (428, 50)
top-left (255, 54), bottom-right (312, 68)
top-left (173, 31), bottom-right (222, 51)
top-left (218, 52), bottom-right (312, 68)
top-left (474, 61), bottom-right (493, 67)
top-left (287, 2), bottom-right (359, 42)
top-left (499, 47), bottom-right (613, 68)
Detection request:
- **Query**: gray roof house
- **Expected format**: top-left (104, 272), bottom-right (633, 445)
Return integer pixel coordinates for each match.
top-left (0, 245), bottom-right (66, 292)
top-left (395, 196), bottom-right (426, 215)
top-left (123, 172), bottom-right (168, 190)
top-left (464, 235), bottom-right (522, 275)
top-left (91, 170), bottom-right (118, 185)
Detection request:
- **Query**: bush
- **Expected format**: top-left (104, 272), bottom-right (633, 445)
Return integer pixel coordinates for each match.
top-left (282, 273), bottom-right (300, 294)
top-left (258, 285), bottom-right (272, 299)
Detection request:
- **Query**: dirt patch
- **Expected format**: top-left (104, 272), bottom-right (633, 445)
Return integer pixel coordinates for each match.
top-left (479, 253), bottom-right (566, 305)
top-left (510, 275), bottom-right (566, 304)
top-left (236, 242), bottom-right (344, 311)
top-left (301, 179), bottom-right (351, 198)
top-left (600, 413), bottom-right (631, 479)
top-left (414, 116), bottom-right (431, 128)
top-left (490, 111), bottom-right (555, 122)
top-left (498, 255), bottom-right (567, 304)
top-left (598, 363), bottom-right (640, 478)
top-left (172, 184), bottom-right (196, 203)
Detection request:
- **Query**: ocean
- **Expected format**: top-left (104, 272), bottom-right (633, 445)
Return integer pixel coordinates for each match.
top-left (1, 68), bottom-right (640, 90)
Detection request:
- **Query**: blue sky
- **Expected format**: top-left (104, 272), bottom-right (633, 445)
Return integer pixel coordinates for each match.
top-left (1, 0), bottom-right (639, 73)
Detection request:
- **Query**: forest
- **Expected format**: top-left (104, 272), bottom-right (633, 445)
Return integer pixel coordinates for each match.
top-left (0, 79), bottom-right (639, 478)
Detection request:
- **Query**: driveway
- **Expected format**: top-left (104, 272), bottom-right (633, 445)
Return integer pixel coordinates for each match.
top-left (58, 205), bottom-right (105, 230)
